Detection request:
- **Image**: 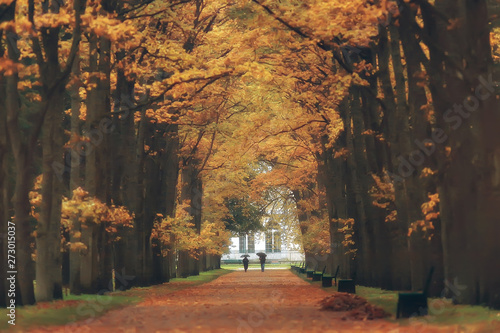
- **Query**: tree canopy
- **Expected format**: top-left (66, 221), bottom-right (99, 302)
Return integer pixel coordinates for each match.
top-left (2, 0), bottom-right (500, 311)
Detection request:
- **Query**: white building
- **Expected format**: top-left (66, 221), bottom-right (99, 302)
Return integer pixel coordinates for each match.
top-left (222, 230), bottom-right (304, 262)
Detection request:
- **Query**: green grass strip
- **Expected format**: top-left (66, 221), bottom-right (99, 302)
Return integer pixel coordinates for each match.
top-left (1, 269), bottom-right (231, 332)
top-left (291, 269), bottom-right (500, 327)
top-left (220, 263), bottom-right (292, 270)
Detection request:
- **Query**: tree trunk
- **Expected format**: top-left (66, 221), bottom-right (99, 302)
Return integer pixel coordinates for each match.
top-left (397, 7), bottom-right (445, 295)
top-left (81, 34), bottom-right (112, 292)
top-left (163, 120), bottom-right (179, 281)
top-left (37, 83), bottom-right (65, 301)
top-left (0, 37), bottom-right (9, 307)
top-left (69, 51), bottom-right (83, 295)
top-left (0, 59), bottom-right (9, 308)
top-left (4, 2), bottom-right (36, 306)
top-left (177, 158), bottom-right (202, 277)
top-left (377, 25), bottom-right (411, 290)
top-left (348, 87), bottom-right (378, 286)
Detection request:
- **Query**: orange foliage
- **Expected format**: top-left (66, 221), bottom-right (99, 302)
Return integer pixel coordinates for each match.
top-left (301, 216), bottom-right (330, 257)
top-left (408, 193), bottom-right (439, 238)
top-left (336, 218), bottom-right (357, 257)
top-left (30, 177), bottom-right (134, 252)
top-left (151, 204), bottom-right (231, 259)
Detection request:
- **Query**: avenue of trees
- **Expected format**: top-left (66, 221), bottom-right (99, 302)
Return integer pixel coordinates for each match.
top-left (1, 0), bottom-right (500, 310)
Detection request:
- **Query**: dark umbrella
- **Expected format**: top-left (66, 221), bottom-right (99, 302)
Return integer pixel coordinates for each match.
top-left (240, 254), bottom-right (250, 258)
top-left (256, 252), bottom-right (267, 257)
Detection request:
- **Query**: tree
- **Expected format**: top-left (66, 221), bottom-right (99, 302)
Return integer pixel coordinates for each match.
top-left (224, 197), bottom-right (264, 235)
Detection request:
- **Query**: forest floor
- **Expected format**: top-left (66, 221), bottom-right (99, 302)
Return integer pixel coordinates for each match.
top-left (21, 270), bottom-right (500, 333)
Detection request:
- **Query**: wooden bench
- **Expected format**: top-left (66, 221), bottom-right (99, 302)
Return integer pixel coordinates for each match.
top-left (396, 266), bottom-right (435, 318)
top-left (306, 263), bottom-right (317, 278)
top-left (322, 265), bottom-right (340, 288)
top-left (293, 261), bottom-right (304, 273)
top-left (312, 266), bottom-right (326, 281)
top-left (338, 271), bottom-right (356, 294)
top-left (299, 262), bottom-right (306, 274)
top-left (221, 259), bottom-right (242, 265)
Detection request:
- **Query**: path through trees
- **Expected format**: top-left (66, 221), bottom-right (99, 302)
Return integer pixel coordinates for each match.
top-left (28, 270), bottom-right (500, 333)
top-left (2, 0), bottom-right (500, 316)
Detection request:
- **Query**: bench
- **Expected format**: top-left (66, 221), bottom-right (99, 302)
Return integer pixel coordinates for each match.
top-left (338, 271), bottom-right (356, 294)
top-left (306, 263), bottom-right (317, 278)
top-left (312, 266), bottom-right (326, 281)
top-left (396, 266), bottom-right (434, 318)
top-left (221, 260), bottom-right (242, 265)
top-left (322, 265), bottom-right (340, 288)
top-left (291, 261), bottom-right (303, 272)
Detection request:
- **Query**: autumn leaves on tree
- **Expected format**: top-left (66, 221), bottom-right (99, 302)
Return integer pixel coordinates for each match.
top-left (1, 0), bottom-right (500, 310)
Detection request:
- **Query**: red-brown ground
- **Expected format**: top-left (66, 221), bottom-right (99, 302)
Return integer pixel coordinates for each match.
top-left (29, 270), bottom-right (500, 333)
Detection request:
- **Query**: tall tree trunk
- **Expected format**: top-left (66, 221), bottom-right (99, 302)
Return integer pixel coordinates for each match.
top-left (37, 82), bottom-right (65, 301)
top-left (349, 87), bottom-right (378, 286)
top-left (316, 122), bottom-right (351, 279)
top-left (398, 6), bottom-right (445, 295)
top-left (113, 53), bottom-right (137, 288)
top-left (96, 36), bottom-right (113, 291)
top-left (36, 0), bottom-right (86, 304)
top-left (134, 104), bottom-right (148, 285)
top-left (163, 120), bottom-right (179, 281)
top-left (292, 189), bottom-right (315, 270)
top-left (69, 51), bottom-right (83, 294)
top-left (377, 25), bottom-right (411, 290)
top-left (0, 46), bottom-right (9, 307)
top-left (4, 0), bottom-right (36, 306)
top-left (360, 63), bottom-right (394, 289)
top-left (81, 34), bottom-right (112, 292)
top-left (177, 158), bottom-right (202, 277)
top-left (0, 31), bottom-right (8, 307)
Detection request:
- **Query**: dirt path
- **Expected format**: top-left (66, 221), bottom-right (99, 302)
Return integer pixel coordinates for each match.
top-left (29, 270), bottom-right (498, 333)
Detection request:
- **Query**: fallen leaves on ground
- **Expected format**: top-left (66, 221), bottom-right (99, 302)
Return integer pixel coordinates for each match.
top-left (319, 292), bottom-right (390, 320)
top-left (27, 271), bottom-right (499, 333)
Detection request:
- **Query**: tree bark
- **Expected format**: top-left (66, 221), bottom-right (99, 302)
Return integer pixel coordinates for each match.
top-left (0, 44), bottom-right (9, 307)
top-left (3, 0), bottom-right (37, 306)
top-left (68, 50), bottom-right (83, 294)
top-left (419, 0), bottom-right (500, 307)
top-left (177, 157), bottom-right (202, 277)
top-left (377, 25), bottom-right (411, 290)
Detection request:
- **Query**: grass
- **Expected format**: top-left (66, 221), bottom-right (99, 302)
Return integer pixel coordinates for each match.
top-left (220, 263), bottom-right (292, 270)
top-left (357, 285), bottom-right (500, 327)
top-left (291, 269), bottom-right (500, 328)
top-left (0, 268), bottom-right (231, 332)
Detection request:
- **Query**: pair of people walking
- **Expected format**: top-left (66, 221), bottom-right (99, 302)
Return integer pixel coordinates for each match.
top-left (242, 253), bottom-right (266, 272)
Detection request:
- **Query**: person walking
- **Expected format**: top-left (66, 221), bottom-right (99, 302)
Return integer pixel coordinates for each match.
top-left (242, 257), bottom-right (249, 272)
top-left (259, 255), bottom-right (266, 272)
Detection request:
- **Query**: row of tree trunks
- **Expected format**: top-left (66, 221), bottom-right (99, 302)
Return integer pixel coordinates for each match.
top-left (1, 0), bottom-right (218, 307)
top-left (316, 17), bottom-right (443, 295)
top-left (316, 0), bottom-right (499, 308)
top-left (418, 0), bottom-right (500, 307)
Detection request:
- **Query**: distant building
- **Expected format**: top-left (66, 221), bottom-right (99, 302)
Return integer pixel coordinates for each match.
top-left (222, 230), bottom-right (304, 262)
